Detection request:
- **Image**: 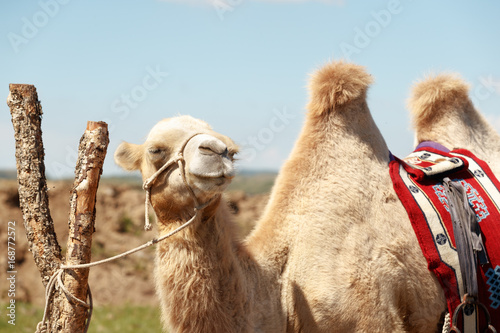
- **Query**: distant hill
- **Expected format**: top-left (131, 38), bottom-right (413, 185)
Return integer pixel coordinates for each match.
top-left (101, 169), bottom-right (279, 195)
top-left (0, 168), bottom-right (278, 195)
top-left (0, 170), bottom-right (16, 179)
top-left (100, 175), bottom-right (143, 188)
top-left (228, 170), bottom-right (277, 195)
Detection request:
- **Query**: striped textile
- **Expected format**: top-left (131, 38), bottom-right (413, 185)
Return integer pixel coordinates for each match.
top-left (390, 144), bottom-right (500, 332)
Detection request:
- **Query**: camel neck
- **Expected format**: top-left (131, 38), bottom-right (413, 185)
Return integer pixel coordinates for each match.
top-left (154, 201), bottom-right (258, 332)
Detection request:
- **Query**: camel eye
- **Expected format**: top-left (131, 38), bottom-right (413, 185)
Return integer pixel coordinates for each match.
top-left (148, 148), bottom-right (163, 155)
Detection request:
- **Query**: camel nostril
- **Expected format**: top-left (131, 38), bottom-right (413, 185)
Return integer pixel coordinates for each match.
top-left (198, 146), bottom-right (217, 155)
top-left (198, 139), bottom-right (227, 156)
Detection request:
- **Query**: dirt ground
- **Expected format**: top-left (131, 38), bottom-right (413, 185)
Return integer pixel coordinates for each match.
top-left (0, 179), bottom-right (269, 308)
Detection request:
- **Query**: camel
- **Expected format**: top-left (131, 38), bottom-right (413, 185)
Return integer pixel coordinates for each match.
top-left (114, 61), bottom-right (449, 332)
top-left (408, 73), bottom-right (500, 176)
top-left (406, 73), bottom-right (500, 329)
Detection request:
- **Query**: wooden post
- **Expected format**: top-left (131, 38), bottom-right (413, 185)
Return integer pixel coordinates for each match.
top-left (60, 121), bottom-right (108, 331)
top-left (8, 84), bottom-right (109, 332)
top-left (7, 84), bottom-right (63, 284)
top-left (8, 84), bottom-right (66, 331)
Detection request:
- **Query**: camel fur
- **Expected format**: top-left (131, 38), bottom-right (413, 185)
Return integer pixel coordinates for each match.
top-left (115, 61), bottom-right (450, 332)
top-left (408, 73), bottom-right (500, 175)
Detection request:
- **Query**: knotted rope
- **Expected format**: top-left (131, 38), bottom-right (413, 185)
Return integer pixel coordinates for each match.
top-left (36, 133), bottom-right (206, 333)
top-left (442, 312), bottom-right (451, 333)
top-left (35, 269), bottom-right (93, 333)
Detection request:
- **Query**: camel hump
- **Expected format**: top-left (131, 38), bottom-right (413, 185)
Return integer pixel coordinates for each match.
top-left (307, 60), bottom-right (373, 117)
top-left (408, 73), bottom-right (471, 129)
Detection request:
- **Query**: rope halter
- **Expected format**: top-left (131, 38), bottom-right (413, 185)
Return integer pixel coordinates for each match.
top-left (36, 132), bottom-right (218, 332)
top-left (142, 133), bottom-right (206, 231)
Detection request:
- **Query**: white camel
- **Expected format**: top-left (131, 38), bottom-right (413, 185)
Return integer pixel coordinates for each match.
top-left (115, 61), bottom-right (453, 332)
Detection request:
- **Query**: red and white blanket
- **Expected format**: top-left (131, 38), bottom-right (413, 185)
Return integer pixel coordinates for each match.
top-left (389, 142), bottom-right (500, 332)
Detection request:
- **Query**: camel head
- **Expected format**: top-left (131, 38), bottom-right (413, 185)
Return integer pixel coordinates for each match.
top-left (114, 115), bottom-right (238, 219)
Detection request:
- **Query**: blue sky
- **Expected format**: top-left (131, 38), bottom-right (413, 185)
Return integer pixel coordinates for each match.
top-left (1, 0), bottom-right (500, 179)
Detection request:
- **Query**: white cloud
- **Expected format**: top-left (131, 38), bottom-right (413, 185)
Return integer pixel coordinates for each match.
top-left (157, 0), bottom-right (206, 5)
top-left (256, 0), bottom-right (344, 3)
top-left (157, 0), bottom-right (344, 5)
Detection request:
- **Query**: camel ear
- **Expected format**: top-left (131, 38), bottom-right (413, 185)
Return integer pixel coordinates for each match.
top-left (114, 142), bottom-right (143, 171)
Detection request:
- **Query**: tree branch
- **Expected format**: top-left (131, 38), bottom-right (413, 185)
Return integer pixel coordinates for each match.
top-left (8, 84), bottom-right (109, 332)
top-left (60, 121), bottom-right (109, 331)
top-left (7, 84), bottom-right (62, 285)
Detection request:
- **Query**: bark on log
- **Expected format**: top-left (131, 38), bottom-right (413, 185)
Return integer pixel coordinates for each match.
top-left (8, 84), bottom-right (67, 331)
top-left (60, 121), bottom-right (109, 332)
top-left (8, 84), bottom-right (109, 332)
top-left (7, 84), bottom-right (63, 284)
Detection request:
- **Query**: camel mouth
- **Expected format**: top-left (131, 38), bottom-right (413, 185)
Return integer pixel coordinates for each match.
top-left (211, 176), bottom-right (232, 187)
top-left (191, 172), bottom-right (234, 186)
top-left (189, 173), bottom-right (233, 195)
top-left (190, 168), bottom-right (235, 179)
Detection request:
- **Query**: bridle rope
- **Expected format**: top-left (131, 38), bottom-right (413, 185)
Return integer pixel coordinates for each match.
top-left (36, 133), bottom-right (209, 333)
top-left (143, 133), bottom-right (204, 230)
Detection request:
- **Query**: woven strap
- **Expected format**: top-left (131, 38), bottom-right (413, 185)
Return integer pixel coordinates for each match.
top-left (443, 177), bottom-right (488, 298)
